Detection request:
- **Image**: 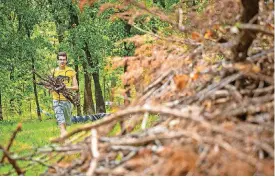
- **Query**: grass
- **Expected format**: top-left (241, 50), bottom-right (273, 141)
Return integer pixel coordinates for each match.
top-left (0, 118), bottom-right (81, 175)
top-left (0, 114), bottom-right (159, 175)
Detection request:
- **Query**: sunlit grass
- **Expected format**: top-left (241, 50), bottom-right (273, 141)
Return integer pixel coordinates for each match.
top-left (0, 114), bottom-right (159, 175)
top-left (0, 119), bottom-right (80, 175)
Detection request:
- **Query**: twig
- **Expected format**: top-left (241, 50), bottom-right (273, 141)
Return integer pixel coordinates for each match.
top-left (140, 75), bottom-right (174, 104)
top-left (238, 23), bottom-right (274, 36)
top-left (224, 85), bottom-right (243, 102)
top-left (110, 145), bottom-right (140, 152)
top-left (15, 156), bottom-right (57, 170)
top-left (86, 129), bottom-right (99, 176)
top-left (37, 145), bottom-right (83, 153)
top-left (1, 123), bottom-right (22, 163)
top-left (141, 112), bottom-right (149, 130)
top-left (100, 131), bottom-right (191, 146)
top-left (143, 70), bottom-right (174, 94)
top-left (247, 48), bottom-right (274, 62)
top-left (241, 72), bottom-right (274, 84)
top-left (51, 105), bottom-right (203, 143)
top-left (0, 145), bottom-right (24, 175)
top-left (178, 8), bottom-right (185, 31)
top-left (114, 151), bottom-right (137, 167)
top-left (240, 85), bottom-right (274, 95)
top-left (197, 73), bottom-right (242, 102)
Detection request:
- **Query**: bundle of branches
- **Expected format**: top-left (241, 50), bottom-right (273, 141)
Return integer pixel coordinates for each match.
top-left (33, 71), bottom-right (80, 106)
top-left (1, 0), bottom-right (273, 176)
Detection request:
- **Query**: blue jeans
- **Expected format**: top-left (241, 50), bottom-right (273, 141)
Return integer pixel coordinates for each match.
top-left (53, 100), bottom-right (72, 125)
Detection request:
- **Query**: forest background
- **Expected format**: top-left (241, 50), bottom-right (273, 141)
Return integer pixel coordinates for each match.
top-left (0, 0), bottom-right (178, 174)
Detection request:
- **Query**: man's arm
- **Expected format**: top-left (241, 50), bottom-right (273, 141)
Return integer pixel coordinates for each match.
top-left (66, 75), bottom-right (78, 91)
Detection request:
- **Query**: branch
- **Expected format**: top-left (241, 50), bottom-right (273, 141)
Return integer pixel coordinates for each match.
top-left (127, 0), bottom-right (180, 30)
top-left (142, 70), bottom-right (174, 94)
top-left (131, 25), bottom-right (198, 46)
top-left (86, 129), bottom-right (99, 176)
top-left (1, 123), bottom-right (22, 163)
top-left (247, 48), bottom-right (274, 62)
top-left (238, 23), bottom-right (274, 36)
top-left (178, 8), bottom-right (185, 31)
top-left (0, 145), bottom-right (24, 175)
top-left (51, 105), bottom-right (204, 143)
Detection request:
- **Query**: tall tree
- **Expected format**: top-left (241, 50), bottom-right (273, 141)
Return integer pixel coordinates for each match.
top-left (84, 42), bottom-right (106, 113)
top-left (0, 90), bottom-right (3, 121)
top-left (123, 23), bottom-right (132, 107)
top-left (68, 2), bottom-right (83, 116)
top-left (82, 60), bottom-right (95, 114)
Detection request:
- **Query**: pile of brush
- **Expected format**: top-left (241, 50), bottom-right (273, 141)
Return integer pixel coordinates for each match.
top-left (40, 47), bottom-right (273, 176)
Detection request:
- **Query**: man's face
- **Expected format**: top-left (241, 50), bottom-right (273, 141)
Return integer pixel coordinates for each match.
top-left (58, 56), bottom-right (67, 67)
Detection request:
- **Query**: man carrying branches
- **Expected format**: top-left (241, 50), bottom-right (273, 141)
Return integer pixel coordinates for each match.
top-left (50, 52), bottom-right (78, 137)
top-left (35, 52), bottom-right (109, 137)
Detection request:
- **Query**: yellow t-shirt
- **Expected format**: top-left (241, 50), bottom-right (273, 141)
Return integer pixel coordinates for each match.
top-left (52, 66), bottom-right (76, 101)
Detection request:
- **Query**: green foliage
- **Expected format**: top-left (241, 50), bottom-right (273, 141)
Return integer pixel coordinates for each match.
top-left (0, 0), bottom-right (165, 128)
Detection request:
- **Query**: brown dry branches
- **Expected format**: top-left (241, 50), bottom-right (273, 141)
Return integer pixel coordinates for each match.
top-left (33, 70), bottom-right (80, 106)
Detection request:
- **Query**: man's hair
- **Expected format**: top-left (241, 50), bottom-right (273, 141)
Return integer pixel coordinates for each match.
top-left (57, 52), bottom-right (67, 60)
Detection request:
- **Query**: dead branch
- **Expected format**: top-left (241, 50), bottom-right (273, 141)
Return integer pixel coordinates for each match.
top-left (0, 123), bottom-right (22, 163)
top-left (86, 129), bottom-right (99, 176)
top-left (0, 145), bottom-right (24, 175)
top-left (51, 105), bottom-right (204, 143)
top-left (238, 23), bottom-right (274, 36)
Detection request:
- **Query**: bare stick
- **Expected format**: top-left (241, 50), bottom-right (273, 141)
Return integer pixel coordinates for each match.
top-left (238, 23), bottom-right (274, 36)
top-left (141, 112), bottom-right (149, 130)
top-left (86, 129), bottom-right (99, 176)
top-left (178, 8), bottom-right (185, 31)
top-left (1, 123), bottom-right (22, 163)
top-left (0, 145), bottom-right (24, 175)
top-left (143, 70), bottom-right (174, 94)
top-left (247, 48), bottom-right (274, 62)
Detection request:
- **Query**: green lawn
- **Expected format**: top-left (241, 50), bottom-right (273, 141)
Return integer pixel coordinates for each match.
top-left (0, 114), bottom-right (159, 175)
top-left (0, 119), bottom-right (82, 175)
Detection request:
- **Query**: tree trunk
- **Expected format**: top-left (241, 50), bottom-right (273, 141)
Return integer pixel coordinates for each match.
top-left (103, 75), bottom-right (106, 100)
top-left (124, 59), bottom-right (131, 106)
top-left (120, 23), bottom-right (132, 134)
top-left (110, 77), bottom-right (116, 103)
top-left (82, 61), bottom-right (95, 115)
top-left (69, 1), bottom-right (82, 115)
top-left (92, 72), bottom-right (106, 113)
top-left (31, 57), bottom-right (42, 121)
top-left (0, 90), bottom-right (3, 121)
top-left (123, 23), bottom-right (132, 106)
top-left (74, 64), bottom-right (82, 116)
top-left (26, 28), bottom-right (42, 121)
top-left (84, 42), bottom-right (106, 113)
top-left (231, 0), bottom-right (259, 62)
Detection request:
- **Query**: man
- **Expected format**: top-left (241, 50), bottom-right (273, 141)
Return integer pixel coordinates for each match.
top-left (51, 52), bottom-right (78, 137)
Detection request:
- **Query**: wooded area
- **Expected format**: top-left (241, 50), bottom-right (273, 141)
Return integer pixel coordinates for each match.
top-left (0, 0), bottom-right (274, 176)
